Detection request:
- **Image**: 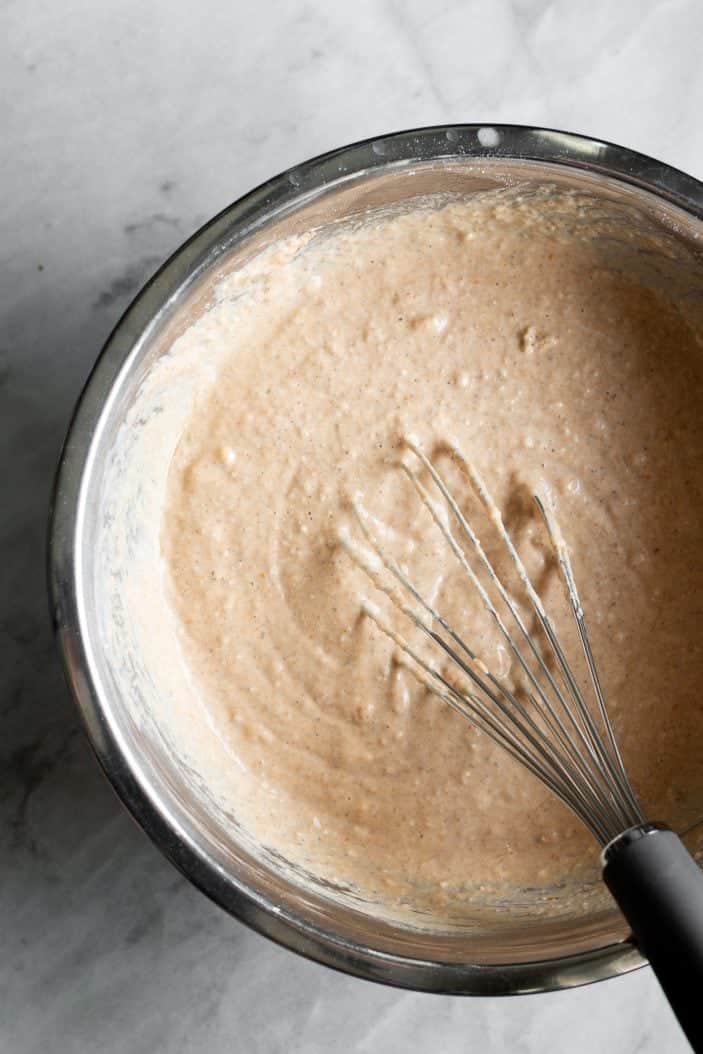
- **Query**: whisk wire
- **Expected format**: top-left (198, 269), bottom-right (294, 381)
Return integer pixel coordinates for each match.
top-left (402, 464), bottom-right (612, 804)
top-left (404, 442), bottom-right (636, 832)
top-left (344, 515), bottom-right (622, 842)
top-left (535, 495), bottom-right (643, 822)
top-left (345, 504), bottom-right (616, 831)
top-left (341, 438), bottom-right (645, 845)
top-left (360, 598), bottom-right (615, 843)
top-left (405, 444), bottom-right (611, 772)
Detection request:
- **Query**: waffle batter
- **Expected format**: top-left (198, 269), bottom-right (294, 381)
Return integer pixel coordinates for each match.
top-left (161, 189), bottom-right (703, 912)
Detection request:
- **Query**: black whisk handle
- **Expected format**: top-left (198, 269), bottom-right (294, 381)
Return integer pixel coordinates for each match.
top-left (602, 823), bottom-right (703, 1052)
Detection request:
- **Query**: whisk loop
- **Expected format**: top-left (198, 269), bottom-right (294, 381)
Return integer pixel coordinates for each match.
top-left (339, 437), bottom-right (645, 847)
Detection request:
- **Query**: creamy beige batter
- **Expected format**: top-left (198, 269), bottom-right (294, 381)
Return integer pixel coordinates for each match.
top-left (161, 189), bottom-right (703, 914)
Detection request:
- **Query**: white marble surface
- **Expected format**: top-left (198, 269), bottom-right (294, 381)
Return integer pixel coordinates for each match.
top-left (3, 1), bottom-right (702, 1050)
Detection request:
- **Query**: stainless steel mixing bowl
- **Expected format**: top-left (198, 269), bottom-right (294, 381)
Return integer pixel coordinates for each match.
top-left (48, 125), bottom-right (703, 995)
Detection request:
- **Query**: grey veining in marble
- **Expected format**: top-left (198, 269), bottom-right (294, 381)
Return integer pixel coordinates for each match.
top-left (2, 1), bottom-right (701, 1050)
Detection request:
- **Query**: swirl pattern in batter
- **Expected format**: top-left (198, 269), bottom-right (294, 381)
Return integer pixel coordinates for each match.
top-left (162, 189), bottom-right (703, 914)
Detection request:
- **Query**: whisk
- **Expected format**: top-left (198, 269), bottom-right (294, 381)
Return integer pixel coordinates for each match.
top-left (340, 436), bottom-right (703, 1052)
